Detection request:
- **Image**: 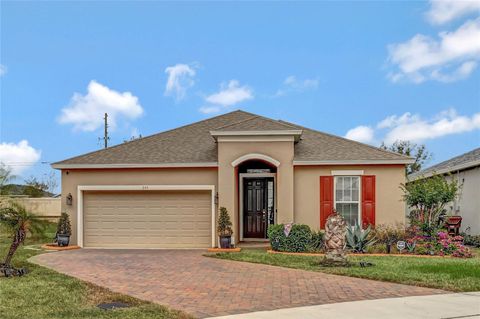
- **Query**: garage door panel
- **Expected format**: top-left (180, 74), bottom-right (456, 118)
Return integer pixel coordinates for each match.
top-left (83, 190), bottom-right (211, 248)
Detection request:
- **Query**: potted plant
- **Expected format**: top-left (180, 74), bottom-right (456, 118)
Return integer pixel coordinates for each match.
top-left (217, 207), bottom-right (233, 249)
top-left (55, 212), bottom-right (72, 247)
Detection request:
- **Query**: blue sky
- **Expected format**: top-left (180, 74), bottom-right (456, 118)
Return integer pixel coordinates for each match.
top-left (1, 1), bottom-right (479, 189)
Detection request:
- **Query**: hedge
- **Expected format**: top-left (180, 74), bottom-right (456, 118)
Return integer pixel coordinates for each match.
top-left (267, 224), bottom-right (324, 252)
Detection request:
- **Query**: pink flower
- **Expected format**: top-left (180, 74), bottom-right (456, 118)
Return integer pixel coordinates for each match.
top-left (437, 231), bottom-right (448, 240)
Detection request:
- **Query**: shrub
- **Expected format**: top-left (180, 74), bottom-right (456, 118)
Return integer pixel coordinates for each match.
top-left (366, 243), bottom-right (387, 254)
top-left (462, 234), bottom-right (480, 248)
top-left (373, 224), bottom-right (405, 253)
top-left (287, 224), bottom-right (312, 252)
top-left (308, 230), bottom-right (324, 252)
top-left (346, 223), bottom-right (376, 253)
top-left (268, 224), bottom-right (286, 251)
top-left (268, 224), bottom-right (324, 252)
top-left (415, 244), bottom-right (429, 255)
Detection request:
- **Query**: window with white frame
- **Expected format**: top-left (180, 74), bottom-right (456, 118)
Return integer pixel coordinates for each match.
top-left (334, 176), bottom-right (360, 226)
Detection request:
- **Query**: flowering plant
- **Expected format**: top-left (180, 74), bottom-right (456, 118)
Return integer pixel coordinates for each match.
top-left (434, 231), bottom-right (472, 257)
top-left (404, 228), bottom-right (472, 258)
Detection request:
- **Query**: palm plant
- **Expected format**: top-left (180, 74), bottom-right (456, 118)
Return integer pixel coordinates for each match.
top-left (0, 201), bottom-right (46, 276)
top-left (346, 223), bottom-right (376, 253)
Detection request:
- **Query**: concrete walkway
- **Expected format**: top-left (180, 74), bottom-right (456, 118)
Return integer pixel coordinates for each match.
top-left (211, 292), bottom-right (480, 319)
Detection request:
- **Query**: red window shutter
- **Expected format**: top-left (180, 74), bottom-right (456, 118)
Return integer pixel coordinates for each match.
top-left (320, 176), bottom-right (334, 229)
top-left (361, 175), bottom-right (376, 228)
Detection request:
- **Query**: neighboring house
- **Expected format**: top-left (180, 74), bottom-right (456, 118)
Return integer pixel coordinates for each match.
top-left (409, 148), bottom-right (480, 235)
top-left (52, 110), bottom-right (412, 248)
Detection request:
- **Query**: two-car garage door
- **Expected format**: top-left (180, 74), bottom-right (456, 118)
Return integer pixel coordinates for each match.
top-left (83, 190), bottom-right (212, 248)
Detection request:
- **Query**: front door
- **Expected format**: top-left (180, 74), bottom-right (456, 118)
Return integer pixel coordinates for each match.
top-left (244, 178), bottom-right (273, 238)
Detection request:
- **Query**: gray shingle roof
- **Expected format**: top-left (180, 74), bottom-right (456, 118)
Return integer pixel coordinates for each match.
top-left (410, 147), bottom-right (480, 178)
top-left (53, 110), bottom-right (411, 168)
top-left (214, 116), bottom-right (298, 131)
top-left (278, 120), bottom-right (411, 162)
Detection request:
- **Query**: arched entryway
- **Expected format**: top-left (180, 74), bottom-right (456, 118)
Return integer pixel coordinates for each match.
top-left (233, 155), bottom-right (278, 241)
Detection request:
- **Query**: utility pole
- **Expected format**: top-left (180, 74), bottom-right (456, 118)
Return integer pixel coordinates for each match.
top-left (99, 113), bottom-right (110, 149)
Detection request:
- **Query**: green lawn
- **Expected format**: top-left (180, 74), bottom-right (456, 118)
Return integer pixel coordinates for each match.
top-left (0, 224), bottom-right (191, 319)
top-left (208, 248), bottom-right (480, 292)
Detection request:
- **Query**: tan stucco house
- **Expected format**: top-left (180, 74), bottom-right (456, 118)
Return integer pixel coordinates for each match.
top-left (52, 110), bottom-right (413, 248)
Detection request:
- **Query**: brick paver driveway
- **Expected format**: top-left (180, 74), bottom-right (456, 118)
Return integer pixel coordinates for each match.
top-left (31, 249), bottom-right (444, 318)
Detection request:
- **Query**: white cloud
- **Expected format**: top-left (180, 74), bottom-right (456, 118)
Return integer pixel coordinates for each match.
top-left (164, 63), bottom-right (196, 101)
top-left (345, 109), bottom-right (480, 145)
top-left (344, 126), bottom-right (375, 143)
top-left (205, 80), bottom-right (253, 106)
top-left (383, 109), bottom-right (480, 143)
top-left (275, 75), bottom-right (319, 97)
top-left (0, 140), bottom-right (41, 175)
top-left (199, 106), bottom-right (223, 114)
top-left (0, 64), bottom-right (6, 76)
top-left (388, 18), bottom-right (480, 83)
top-left (426, 0), bottom-right (480, 25)
top-left (430, 60), bottom-right (478, 82)
top-left (284, 75), bottom-right (319, 89)
top-left (58, 80), bottom-right (143, 132)
top-left (377, 112), bottom-right (418, 129)
top-left (199, 80), bottom-right (253, 114)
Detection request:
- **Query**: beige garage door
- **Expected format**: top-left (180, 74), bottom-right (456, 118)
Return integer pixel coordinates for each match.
top-left (83, 190), bottom-right (211, 248)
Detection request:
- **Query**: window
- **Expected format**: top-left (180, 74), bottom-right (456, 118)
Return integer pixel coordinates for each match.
top-left (335, 176), bottom-right (360, 226)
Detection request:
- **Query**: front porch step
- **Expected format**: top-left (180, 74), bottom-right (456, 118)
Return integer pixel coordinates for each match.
top-left (237, 241), bottom-right (271, 249)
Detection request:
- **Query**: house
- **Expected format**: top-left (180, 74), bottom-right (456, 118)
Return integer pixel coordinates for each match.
top-left (409, 147), bottom-right (480, 235)
top-left (52, 110), bottom-right (413, 248)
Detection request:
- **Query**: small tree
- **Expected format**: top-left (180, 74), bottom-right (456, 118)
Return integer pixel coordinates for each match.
top-left (0, 201), bottom-right (46, 275)
top-left (217, 207), bottom-right (233, 236)
top-left (23, 172), bottom-right (58, 197)
top-left (381, 140), bottom-right (432, 175)
top-left (56, 212), bottom-right (72, 236)
top-left (23, 176), bottom-right (49, 197)
top-left (401, 174), bottom-right (459, 236)
top-left (0, 164), bottom-right (16, 195)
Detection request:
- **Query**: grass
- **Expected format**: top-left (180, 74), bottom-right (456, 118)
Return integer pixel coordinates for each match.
top-left (0, 223), bottom-right (192, 319)
top-left (208, 248), bottom-right (480, 292)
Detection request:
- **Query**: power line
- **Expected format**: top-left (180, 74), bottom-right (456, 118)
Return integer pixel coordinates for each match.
top-left (1, 161), bottom-right (51, 164)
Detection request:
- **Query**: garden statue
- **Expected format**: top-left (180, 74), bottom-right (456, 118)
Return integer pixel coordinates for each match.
top-left (322, 209), bottom-right (348, 266)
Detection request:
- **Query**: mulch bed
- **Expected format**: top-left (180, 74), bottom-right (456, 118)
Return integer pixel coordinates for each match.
top-left (267, 250), bottom-right (452, 258)
top-left (207, 248), bottom-right (242, 252)
top-left (41, 244), bottom-right (81, 251)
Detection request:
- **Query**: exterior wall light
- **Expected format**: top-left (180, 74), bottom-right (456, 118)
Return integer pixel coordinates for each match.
top-left (66, 193), bottom-right (73, 206)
